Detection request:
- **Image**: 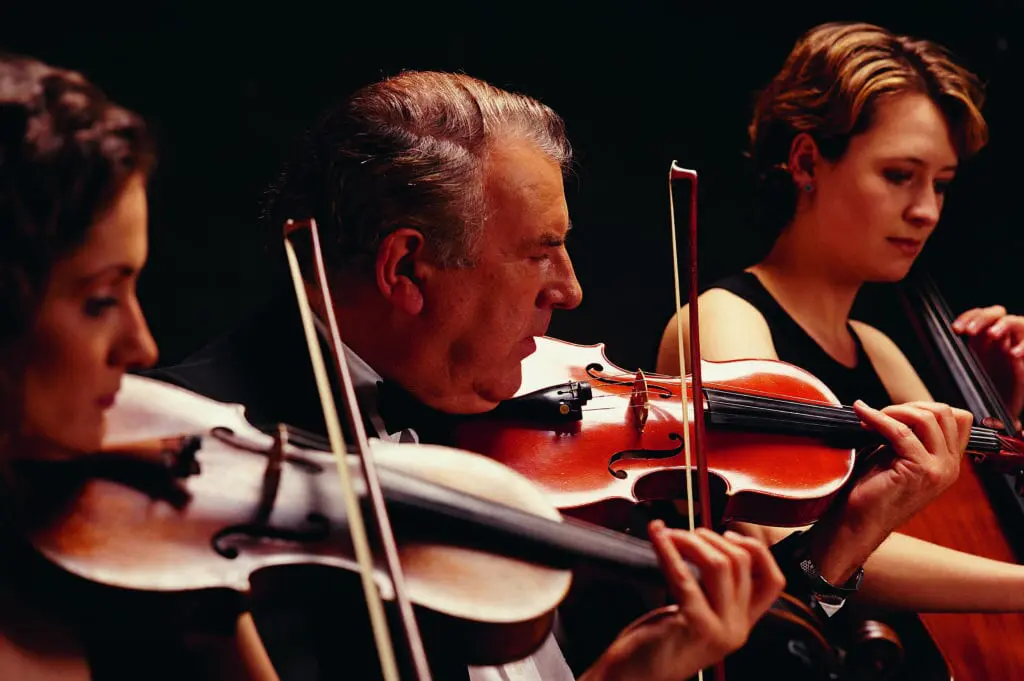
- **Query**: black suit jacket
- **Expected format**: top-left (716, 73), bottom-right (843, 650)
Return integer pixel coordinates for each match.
top-left (143, 296), bottom-right (478, 680)
top-left (145, 295), bottom-right (333, 438)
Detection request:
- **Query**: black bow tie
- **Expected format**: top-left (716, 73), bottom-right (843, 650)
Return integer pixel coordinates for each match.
top-left (375, 380), bottom-right (459, 444)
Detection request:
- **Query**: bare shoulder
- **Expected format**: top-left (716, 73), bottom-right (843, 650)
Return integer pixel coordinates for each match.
top-left (849, 320), bottom-right (932, 403)
top-left (656, 288), bottom-right (779, 374)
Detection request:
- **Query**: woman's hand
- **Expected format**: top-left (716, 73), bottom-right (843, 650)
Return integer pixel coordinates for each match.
top-left (804, 400), bottom-right (973, 584)
top-left (953, 305), bottom-right (1024, 424)
top-left (581, 522), bottom-right (784, 681)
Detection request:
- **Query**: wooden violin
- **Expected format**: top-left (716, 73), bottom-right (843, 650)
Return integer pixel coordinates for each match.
top-left (18, 373), bottom-right (701, 669)
top-left (452, 335), bottom-right (1024, 532)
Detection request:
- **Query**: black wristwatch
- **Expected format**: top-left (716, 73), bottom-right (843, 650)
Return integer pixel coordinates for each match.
top-left (771, 530), bottom-right (864, 614)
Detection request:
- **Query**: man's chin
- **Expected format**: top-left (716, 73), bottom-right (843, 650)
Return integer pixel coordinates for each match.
top-left (475, 367), bottom-right (525, 408)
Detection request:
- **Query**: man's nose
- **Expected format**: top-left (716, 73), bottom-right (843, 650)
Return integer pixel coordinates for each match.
top-left (542, 252), bottom-right (583, 310)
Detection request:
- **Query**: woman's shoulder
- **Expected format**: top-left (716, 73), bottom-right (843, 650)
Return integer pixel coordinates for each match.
top-left (849, 320), bottom-right (932, 402)
top-left (657, 278), bottom-right (778, 373)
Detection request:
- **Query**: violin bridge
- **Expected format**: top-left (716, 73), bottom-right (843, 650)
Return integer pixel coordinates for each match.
top-left (630, 370), bottom-right (650, 433)
top-left (254, 425), bottom-right (287, 526)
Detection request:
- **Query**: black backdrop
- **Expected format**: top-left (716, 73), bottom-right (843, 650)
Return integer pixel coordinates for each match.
top-left (2, 1), bottom-right (1022, 373)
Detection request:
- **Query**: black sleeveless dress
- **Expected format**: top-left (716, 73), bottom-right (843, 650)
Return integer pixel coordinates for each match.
top-left (708, 271), bottom-right (893, 408)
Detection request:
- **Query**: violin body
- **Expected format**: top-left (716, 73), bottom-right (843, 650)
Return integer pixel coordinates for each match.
top-left (22, 375), bottom-right (575, 666)
top-left (455, 336), bottom-right (859, 531)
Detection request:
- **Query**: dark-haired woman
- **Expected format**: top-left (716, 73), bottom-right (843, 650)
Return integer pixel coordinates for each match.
top-left (0, 53), bottom-right (279, 681)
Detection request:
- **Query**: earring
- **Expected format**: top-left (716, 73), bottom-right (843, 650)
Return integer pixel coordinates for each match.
top-left (803, 184), bottom-right (814, 192)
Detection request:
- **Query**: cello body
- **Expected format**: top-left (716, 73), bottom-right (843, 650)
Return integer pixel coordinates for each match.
top-left (891, 270), bottom-right (1024, 680)
top-left (896, 469), bottom-right (1024, 679)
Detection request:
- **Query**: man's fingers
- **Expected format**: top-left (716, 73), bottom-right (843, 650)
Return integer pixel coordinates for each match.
top-left (693, 527), bottom-right (752, 616)
top-left (652, 523), bottom-right (734, 618)
top-left (649, 521), bottom-right (716, 626)
top-left (723, 530), bottom-right (785, 619)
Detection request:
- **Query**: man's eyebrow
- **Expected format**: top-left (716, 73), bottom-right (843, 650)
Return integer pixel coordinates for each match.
top-left (536, 221), bottom-right (573, 246)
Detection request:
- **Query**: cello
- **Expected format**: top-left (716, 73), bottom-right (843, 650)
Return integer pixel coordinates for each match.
top-left (889, 266), bottom-right (1024, 680)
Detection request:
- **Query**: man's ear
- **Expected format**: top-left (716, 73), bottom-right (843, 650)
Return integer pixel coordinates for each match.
top-left (788, 132), bottom-right (821, 191)
top-left (376, 228), bottom-right (430, 315)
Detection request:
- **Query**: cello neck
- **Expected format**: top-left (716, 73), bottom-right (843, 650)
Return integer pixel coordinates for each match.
top-left (899, 268), bottom-right (1018, 431)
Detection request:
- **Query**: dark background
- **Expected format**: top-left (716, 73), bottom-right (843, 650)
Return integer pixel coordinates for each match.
top-left (3, 1), bottom-right (1022, 372)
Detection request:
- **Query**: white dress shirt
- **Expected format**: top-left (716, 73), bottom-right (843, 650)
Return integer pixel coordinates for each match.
top-left (343, 344), bottom-right (578, 681)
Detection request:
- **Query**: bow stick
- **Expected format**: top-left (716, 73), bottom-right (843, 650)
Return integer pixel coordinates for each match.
top-left (668, 163), bottom-right (721, 681)
top-left (283, 217), bottom-right (432, 681)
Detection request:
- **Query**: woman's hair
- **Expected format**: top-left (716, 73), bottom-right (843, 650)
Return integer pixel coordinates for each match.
top-left (0, 53), bottom-right (154, 458)
top-left (749, 21), bottom-right (988, 239)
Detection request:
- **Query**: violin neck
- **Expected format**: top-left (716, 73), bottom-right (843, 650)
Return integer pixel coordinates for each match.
top-left (704, 388), bottom-right (1008, 459)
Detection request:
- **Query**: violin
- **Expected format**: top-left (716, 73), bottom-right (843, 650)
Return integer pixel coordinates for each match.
top-left (19, 372), bottom-right (697, 669)
top-left (451, 335), bottom-right (1024, 532)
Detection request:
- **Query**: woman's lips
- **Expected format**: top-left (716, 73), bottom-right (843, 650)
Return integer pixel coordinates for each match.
top-left (887, 237), bottom-right (923, 256)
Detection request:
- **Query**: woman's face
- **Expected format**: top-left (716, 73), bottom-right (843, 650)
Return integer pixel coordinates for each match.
top-left (807, 92), bottom-right (960, 283)
top-left (20, 173), bottom-right (158, 456)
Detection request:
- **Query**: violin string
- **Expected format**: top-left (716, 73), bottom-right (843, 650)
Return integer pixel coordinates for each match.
top-left (581, 383), bottom-right (1004, 453)
top-left (585, 372), bottom-right (844, 408)
top-left (582, 366), bottom-right (1002, 444)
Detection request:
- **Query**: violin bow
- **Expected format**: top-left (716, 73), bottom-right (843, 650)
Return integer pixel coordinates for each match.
top-left (667, 163), bottom-right (713, 536)
top-left (283, 218), bottom-right (432, 681)
top-left (668, 162), bottom-right (720, 681)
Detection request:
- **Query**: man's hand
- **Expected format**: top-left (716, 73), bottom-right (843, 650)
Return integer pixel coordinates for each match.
top-left (581, 522), bottom-right (785, 681)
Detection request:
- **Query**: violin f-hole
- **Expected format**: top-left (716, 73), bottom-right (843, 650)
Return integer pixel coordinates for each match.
top-left (211, 513), bottom-right (331, 560)
top-left (607, 433), bottom-right (685, 479)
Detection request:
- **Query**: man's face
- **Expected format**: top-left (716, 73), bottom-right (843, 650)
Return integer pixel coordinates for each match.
top-left (403, 138), bottom-right (582, 413)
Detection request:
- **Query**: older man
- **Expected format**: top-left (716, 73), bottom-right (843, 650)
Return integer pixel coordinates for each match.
top-left (150, 71), bottom-right (970, 680)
